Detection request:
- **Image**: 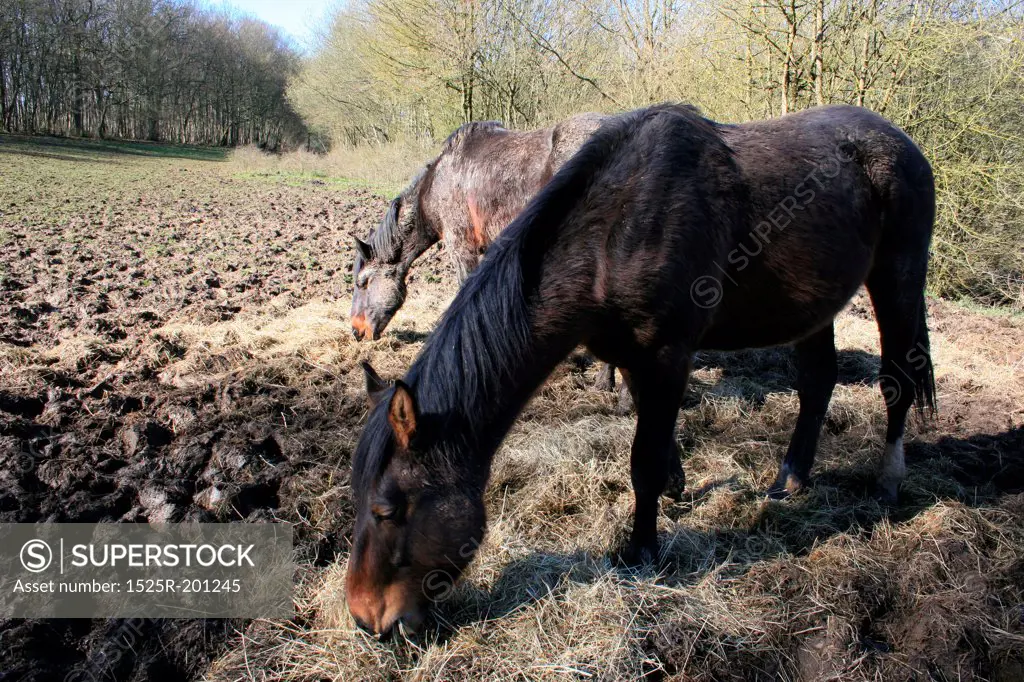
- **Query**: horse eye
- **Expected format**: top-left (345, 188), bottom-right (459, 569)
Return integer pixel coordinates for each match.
top-left (371, 504), bottom-right (397, 522)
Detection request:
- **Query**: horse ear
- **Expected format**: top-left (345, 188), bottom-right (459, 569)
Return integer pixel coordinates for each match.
top-left (361, 361), bottom-right (389, 407)
top-left (387, 381), bottom-right (417, 449)
top-left (354, 237), bottom-right (372, 261)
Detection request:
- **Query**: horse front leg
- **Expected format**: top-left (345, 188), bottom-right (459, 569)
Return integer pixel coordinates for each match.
top-left (592, 363), bottom-right (636, 415)
top-left (442, 229), bottom-right (481, 285)
top-left (619, 353), bottom-right (690, 565)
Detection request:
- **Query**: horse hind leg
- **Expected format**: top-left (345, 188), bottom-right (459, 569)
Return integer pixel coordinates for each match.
top-left (768, 323), bottom-right (838, 499)
top-left (594, 362), bottom-right (616, 392)
top-left (865, 257), bottom-right (934, 504)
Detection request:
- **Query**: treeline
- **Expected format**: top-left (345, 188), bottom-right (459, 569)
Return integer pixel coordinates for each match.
top-left (0, 0), bottom-right (306, 148)
top-left (292, 0), bottom-right (1024, 306)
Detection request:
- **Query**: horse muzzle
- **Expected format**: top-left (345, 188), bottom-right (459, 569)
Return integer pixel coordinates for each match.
top-left (351, 313), bottom-right (377, 341)
top-left (347, 581), bottom-right (426, 636)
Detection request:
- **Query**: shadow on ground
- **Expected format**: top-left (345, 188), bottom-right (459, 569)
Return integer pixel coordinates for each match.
top-left (434, 424), bottom-right (1024, 640)
top-left (695, 346), bottom-right (881, 389)
top-left (0, 133), bottom-right (229, 162)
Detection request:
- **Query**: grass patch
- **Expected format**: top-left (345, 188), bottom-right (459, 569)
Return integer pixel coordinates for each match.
top-left (227, 140), bottom-right (434, 198)
top-left (234, 169), bottom-right (400, 196)
top-left (950, 295), bottom-right (1024, 320)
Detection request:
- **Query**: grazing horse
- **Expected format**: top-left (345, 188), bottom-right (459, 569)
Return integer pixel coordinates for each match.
top-left (345, 104), bottom-right (935, 635)
top-left (350, 112), bottom-right (606, 342)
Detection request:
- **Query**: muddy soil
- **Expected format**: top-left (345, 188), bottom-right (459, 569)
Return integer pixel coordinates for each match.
top-left (0, 137), bottom-right (452, 679)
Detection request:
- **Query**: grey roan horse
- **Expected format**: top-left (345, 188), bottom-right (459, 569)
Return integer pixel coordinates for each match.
top-left (345, 104), bottom-right (935, 636)
top-left (349, 113), bottom-right (605, 341)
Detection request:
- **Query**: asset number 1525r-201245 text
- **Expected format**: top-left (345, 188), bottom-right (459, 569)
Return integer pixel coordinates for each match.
top-left (126, 578), bottom-right (241, 593)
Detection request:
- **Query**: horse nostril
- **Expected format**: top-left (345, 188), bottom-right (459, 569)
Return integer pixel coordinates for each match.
top-left (352, 613), bottom-right (397, 639)
top-left (397, 611), bottom-right (425, 636)
top-left (353, 614), bottom-right (378, 635)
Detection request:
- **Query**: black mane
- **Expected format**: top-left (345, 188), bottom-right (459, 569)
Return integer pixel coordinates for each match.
top-left (366, 197), bottom-right (402, 263)
top-left (352, 209), bottom-right (533, 494)
top-left (362, 164), bottom-right (433, 265)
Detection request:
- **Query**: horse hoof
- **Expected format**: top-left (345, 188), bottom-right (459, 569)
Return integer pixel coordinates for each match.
top-left (874, 480), bottom-right (900, 506)
top-left (663, 472), bottom-right (686, 502)
top-left (767, 472), bottom-right (805, 500)
top-left (615, 541), bottom-right (658, 568)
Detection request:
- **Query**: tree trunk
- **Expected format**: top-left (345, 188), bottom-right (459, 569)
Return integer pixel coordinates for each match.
top-left (781, 0), bottom-right (798, 114)
top-left (813, 0), bottom-right (825, 106)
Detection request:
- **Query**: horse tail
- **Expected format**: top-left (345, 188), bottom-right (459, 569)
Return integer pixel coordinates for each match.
top-left (890, 131), bottom-right (937, 418)
top-left (911, 298), bottom-right (937, 415)
top-left (913, 297), bottom-right (938, 415)
top-left (859, 113), bottom-right (937, 418)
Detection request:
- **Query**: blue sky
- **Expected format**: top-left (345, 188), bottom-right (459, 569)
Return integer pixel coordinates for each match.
top-left (201, 0), bottom-right (337, 51)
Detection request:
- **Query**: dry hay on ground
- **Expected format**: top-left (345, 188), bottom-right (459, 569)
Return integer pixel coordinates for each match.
top-left (1, 136), bottom-right (1022, 681)
top-left (208, 291), bottom-right (1024, 682)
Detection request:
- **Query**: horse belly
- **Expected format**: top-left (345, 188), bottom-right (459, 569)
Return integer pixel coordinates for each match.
top-left (698, 260), bottom-right (867, 351)
top-left (698, 298), bottom-right (838, 350)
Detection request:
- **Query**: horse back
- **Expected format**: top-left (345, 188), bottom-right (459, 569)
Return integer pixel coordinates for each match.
top-left (702, 106), bottom-right (934, 349)
top-left (422, 113), bottom-right (609, 258)
top-left (528, 105), bottom-right (932, 358)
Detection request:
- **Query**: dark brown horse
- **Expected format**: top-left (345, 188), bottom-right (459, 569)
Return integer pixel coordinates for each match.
top-left (350, 112), bottom-right (606, 341)
top-left (346, 104), bottom-right (935, 635)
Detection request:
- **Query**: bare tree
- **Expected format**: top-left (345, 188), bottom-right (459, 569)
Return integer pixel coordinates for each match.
top-left (0, 0), bottom-right (306, 148)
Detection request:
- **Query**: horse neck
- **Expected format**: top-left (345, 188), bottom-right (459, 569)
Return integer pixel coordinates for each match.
top-left (402, 113), bottom-right (639, 475)
top-left (385, 194), bottom-right (439, 275)
top-left (405, 237), bottom-right (586, 474)
top-left (398, 217), bottom-right (439, 273)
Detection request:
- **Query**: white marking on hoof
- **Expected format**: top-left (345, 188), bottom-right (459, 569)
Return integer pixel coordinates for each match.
top-left (877, 438), bottom-right (905, 499)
